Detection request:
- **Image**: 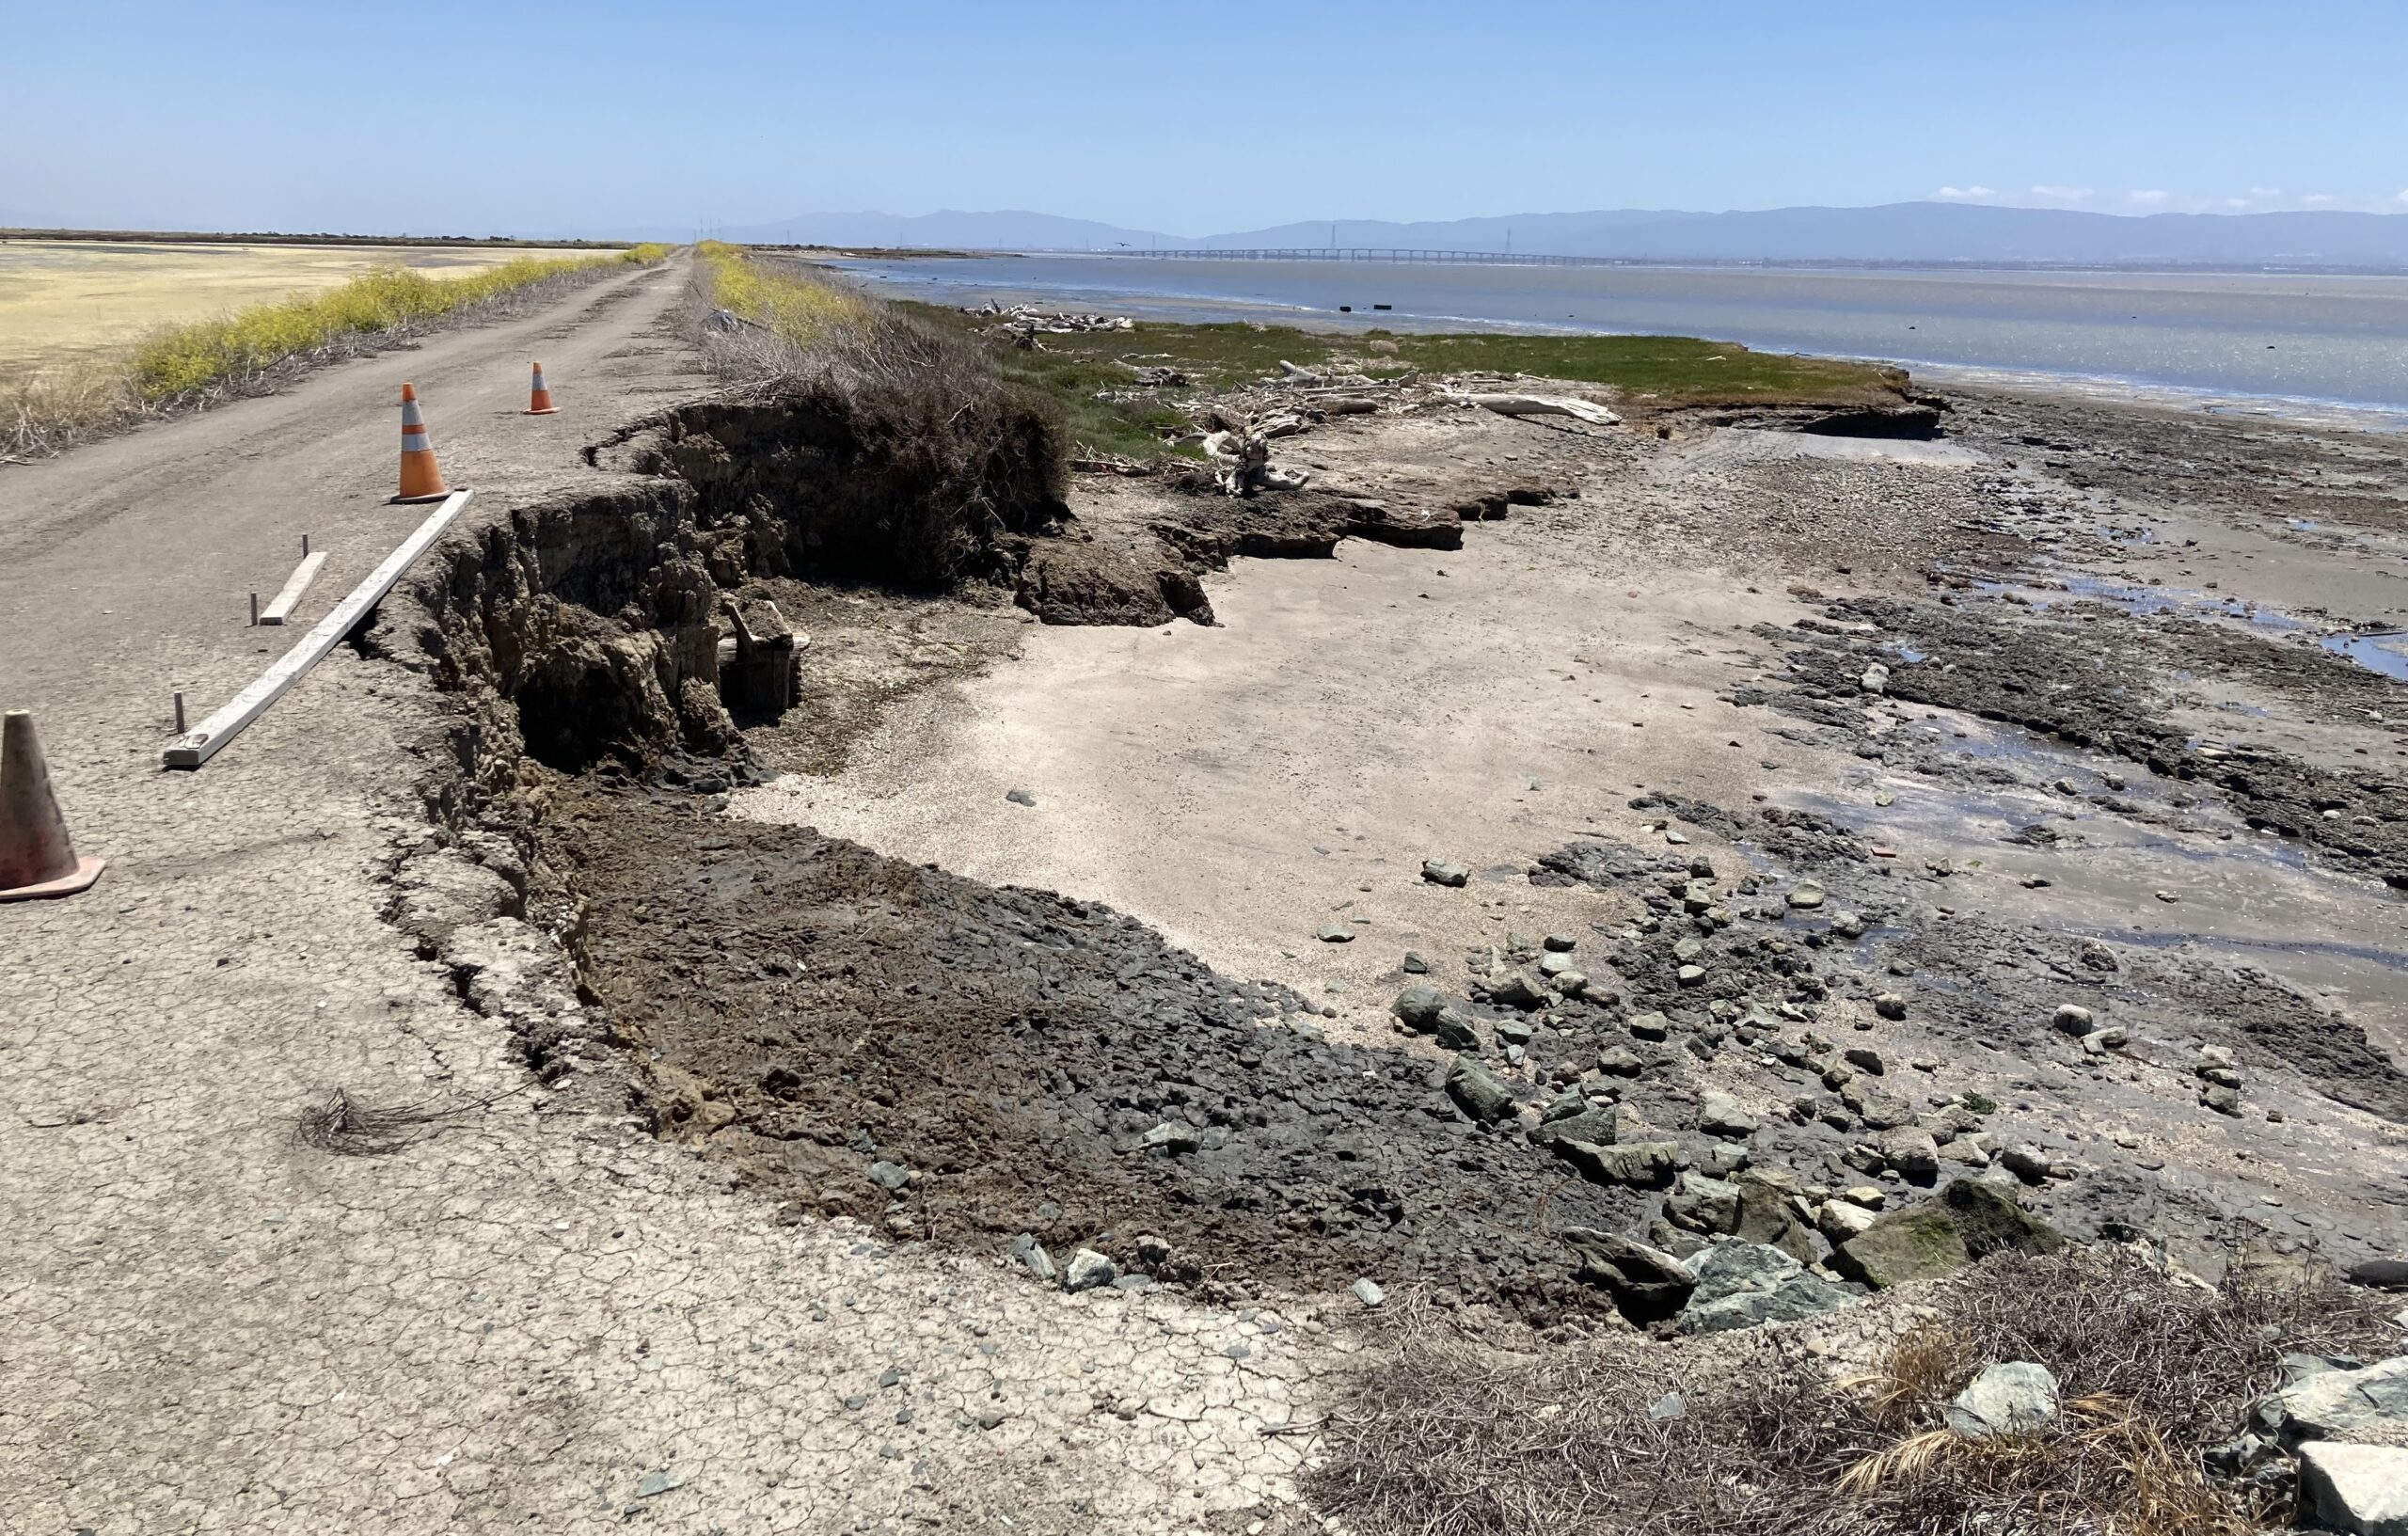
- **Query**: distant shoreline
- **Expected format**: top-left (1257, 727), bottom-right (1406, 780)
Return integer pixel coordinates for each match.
top-left (0, 229), bottom-right (630, 250)
top-left (834, 253), bottom-right (2408, 434)
top-left (850, 248), bottom-right (2408, 279)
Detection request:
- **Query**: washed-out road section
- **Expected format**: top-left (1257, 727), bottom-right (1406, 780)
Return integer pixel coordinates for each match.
top-left (0, 259), bottom-right (1326, 1534)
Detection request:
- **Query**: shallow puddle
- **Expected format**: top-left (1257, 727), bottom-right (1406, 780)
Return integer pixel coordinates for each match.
top-left (2321, 629), bottom-right (2408, 682)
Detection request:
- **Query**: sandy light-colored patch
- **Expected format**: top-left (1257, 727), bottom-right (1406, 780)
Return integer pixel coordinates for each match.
top-left (733, 499), bottom-right (1800, 1042)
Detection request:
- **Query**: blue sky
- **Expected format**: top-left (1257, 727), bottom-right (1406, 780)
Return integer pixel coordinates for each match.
top-left (5, 0), bottom-right (2403, 236)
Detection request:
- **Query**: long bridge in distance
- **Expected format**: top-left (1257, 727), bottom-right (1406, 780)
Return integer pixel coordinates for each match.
top-left (1119, 247), bottom-right (1624, 267)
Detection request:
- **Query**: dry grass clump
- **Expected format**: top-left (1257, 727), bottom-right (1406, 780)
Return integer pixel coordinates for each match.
top-left (680, 242), bottom-right (1069, 587)
top-left (292, 1076), bottom-right (543, 1156)
top-left (1308, 1247), bottom-right (2398, 1536)
top-left (1, 244), bottom-right (669, 462)
top-left (292, 1085), bottom-right (465, 1156)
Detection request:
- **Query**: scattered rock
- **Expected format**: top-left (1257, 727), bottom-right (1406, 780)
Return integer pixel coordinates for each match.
top-left (1138, 1122), bottom-right (1200, 1154)
top-left (1401, 950), bottom-right (1433, 974)
top-left (1846, 1084), bottom-right (1918, 1131)
top-left (2275, 1355), bottom-right (2408, 1447)
top-left (2000, 1144), bottom-right (2052, 1183)
top-left (1446, 1054), bottom-right (1516, 1124)
top-left (1064, 1249), bottom-right (1118, 1292)
top-left (1557, 1138), bottom-right (1683, 1188)
top-left (1391, 985), bottom-right (1446, 1032)
top-left (1008, 1234), bottom-right (1056, 1282)
top-left (2052, 1004), bottom-right (2096, 1037)
top-left (1421, 860), bottom-right (1470, 888)
top-left (1488, 971), bottom-right (1549, 1009)
top-left (1699, 1091), bottom-right (1760, 1138)
top-left (1004, 788), bottom-right (1037, 807)
top-left (1948, 1361), bottom-right (2061, 1439)
top-left (1879, 1127), bottom-right (1941, 1180)
top-left (1938, 1135), bottom-right (1993, 1168)
top-left (1874, 992), bottom-right (1909, 1021)
top-left (1563, 1228), bottom-right (1696, 1322)
top-left (2295, 1441), bottom-right (2408, 1536)
top-left (1351, 1277), bottom-right (1386, 1308)
top-left (1787, 882), bottom-right (1828, 911)
top-left (1665, 1173), bottom-right (1742, 1236)
top-left (1817, 1199), bottom-right (1879, 1242)
top-left (1317, 922), bottom-right (1355, 943)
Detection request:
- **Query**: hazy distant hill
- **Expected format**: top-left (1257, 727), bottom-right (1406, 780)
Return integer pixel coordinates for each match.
top-left (737, 202), bottom-right (2408, 267)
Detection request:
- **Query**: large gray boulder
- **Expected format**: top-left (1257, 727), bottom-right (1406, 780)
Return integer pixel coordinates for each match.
top-left (1829, 1180), bottom-right (2064, 1290)
top-left (2275, 1355), bottom-right (2408, 1449)
top-left (1676, 1241), bottom-right (1855, 1335)
top-left (2296, 1441), bottom-right (2408, 1536)
top-left (1947, 1362), bottom-right (2061, 1439)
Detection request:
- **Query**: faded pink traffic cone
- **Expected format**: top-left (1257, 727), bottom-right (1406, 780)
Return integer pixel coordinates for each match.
top-left (0, 710), bottom-right (104, 901)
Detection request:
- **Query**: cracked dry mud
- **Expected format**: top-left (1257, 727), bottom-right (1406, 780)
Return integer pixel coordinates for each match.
top-left (10, 273), bottom-right (2408, 1535)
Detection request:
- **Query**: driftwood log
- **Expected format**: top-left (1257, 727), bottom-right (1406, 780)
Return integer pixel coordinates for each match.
top-left (1201, 425), bottom-right (1311, 497)
top-left (1449, 392), bottom-right (1622, 427)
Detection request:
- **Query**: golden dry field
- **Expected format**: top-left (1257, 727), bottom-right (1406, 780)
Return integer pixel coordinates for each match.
top-left (0, 241), bottom-right (613, 377)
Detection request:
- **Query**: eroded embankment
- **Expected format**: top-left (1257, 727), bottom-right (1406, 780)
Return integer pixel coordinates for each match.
top-left (358, 381), bottom-right (1676, 1322)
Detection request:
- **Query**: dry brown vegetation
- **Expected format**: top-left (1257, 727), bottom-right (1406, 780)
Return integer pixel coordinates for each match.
top-left (1308, 1247), bottom-right (2397, 1536)
top-left (682, 245), bottom-right (1069, 588)
top-left (1, 247), bottom-right (664, 463)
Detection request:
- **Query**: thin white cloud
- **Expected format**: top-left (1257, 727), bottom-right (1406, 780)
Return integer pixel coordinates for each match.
top-left (2127, 190), bottom-right (2170, 204)
top-left (2028, 184), bottom-right (2094, 201)
top-left (2249, 185), bottom-right (2283, 198)
top-left (2301, 192), bottom-right (2337, 205)
top-left (1936, 185), bottom-right (1999, 199)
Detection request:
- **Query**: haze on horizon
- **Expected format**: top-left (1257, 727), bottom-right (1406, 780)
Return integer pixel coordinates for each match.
top-left (5, 0), bottom-right (2404, 240)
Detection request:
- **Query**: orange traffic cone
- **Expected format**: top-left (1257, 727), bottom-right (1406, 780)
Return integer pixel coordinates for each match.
top-left (392, 382), bottom-right (452, 503)
top-left (525, 361), bottom-right (560, 415)
top-left (0, 710), bottom-right (104, 902)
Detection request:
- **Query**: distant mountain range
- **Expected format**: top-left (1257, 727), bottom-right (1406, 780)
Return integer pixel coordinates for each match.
top-left (721, 202), bottom-right (2408, 267)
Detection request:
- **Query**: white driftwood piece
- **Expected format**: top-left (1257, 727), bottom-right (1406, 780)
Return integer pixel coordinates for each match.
top-left (1201, 427), bottom-right (1311, 497)
top-left (1450, 392), bottom-right (1622, 427)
